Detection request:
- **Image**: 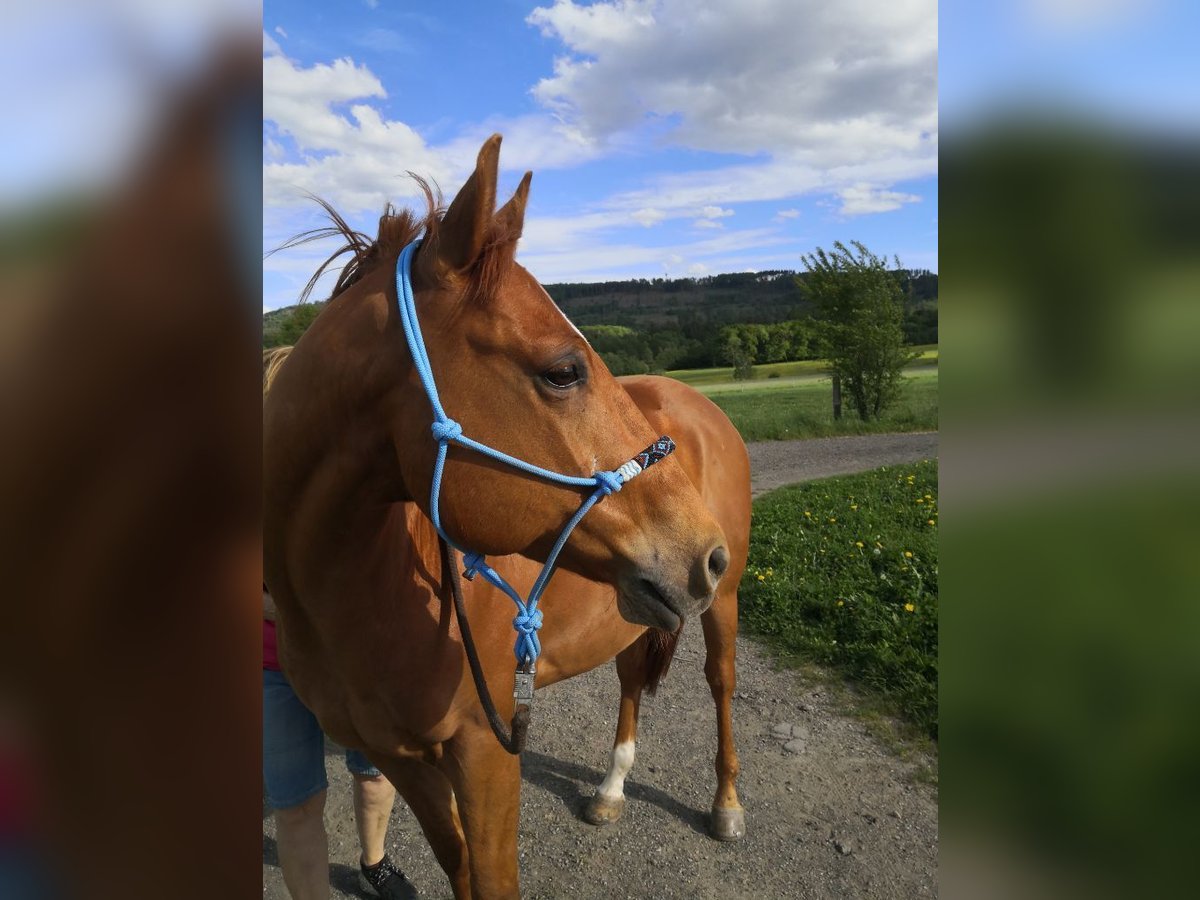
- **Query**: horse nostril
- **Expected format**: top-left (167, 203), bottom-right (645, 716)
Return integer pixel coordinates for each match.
top-left (707, 545), bottom-right (730, 581)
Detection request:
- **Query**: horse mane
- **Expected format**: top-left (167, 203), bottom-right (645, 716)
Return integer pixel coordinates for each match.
top-left (273, 175), bottom-right (525, 308)
top-left (643, 627), bottom-right (681, 696)
top-left (262, 345), bottom-right (293, 398)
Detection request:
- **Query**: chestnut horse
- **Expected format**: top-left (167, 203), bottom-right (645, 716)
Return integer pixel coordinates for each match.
top-left (263, 135), bottom-right (748, 898)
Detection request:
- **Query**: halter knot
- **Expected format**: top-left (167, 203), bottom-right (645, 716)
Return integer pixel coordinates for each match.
top-left (593, 470), bottom-right (624, 496)
top-left (431, 419), bottom-right (463, 443)
top-left (513, 608), bottom-right (543, 636)
top-left (462, 551), bottom-right (486, 580)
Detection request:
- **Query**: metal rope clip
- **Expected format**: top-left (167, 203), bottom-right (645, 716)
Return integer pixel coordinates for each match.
top-left (513, 657), bottom-right (536, 705)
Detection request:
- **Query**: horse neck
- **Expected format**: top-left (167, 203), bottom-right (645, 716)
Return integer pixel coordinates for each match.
top-left (266, 285), bottom-right (431, 585)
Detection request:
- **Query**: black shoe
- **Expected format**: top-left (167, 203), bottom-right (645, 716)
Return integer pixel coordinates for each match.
top-left (358, 854), bottom-right (418, 899)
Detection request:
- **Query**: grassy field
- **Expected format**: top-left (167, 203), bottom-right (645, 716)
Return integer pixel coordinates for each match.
top-left (741, 462), bottom-right (939, 738)
top-left (668, 345), bottom-right (937, 387)
top-left (702, 369), bottom-right (937, 442)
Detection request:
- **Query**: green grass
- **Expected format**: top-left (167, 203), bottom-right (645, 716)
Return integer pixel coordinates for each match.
top-left (742, 462), bottom-right (939, 738)
top-left (704, 369), bottom-right (937, 442)
top-left (668, 345), bottom-right (937, 387)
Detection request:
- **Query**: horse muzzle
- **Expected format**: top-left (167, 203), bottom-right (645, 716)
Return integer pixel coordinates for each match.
top-left (615, 540), bottom-right (729, 630)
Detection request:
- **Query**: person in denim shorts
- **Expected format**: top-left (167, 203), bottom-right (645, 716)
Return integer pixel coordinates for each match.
top-left (263, 591), bottom-right (417, 900)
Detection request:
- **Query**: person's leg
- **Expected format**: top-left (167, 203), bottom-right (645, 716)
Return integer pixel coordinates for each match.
top-left (264, 669), bottom-right (331, 900)
top-left (346, 751), bottom-right (395, 866)
top-left (346, 751), bottom-right (418, 898)
top-left (274, 789), bottom-right (330, 900)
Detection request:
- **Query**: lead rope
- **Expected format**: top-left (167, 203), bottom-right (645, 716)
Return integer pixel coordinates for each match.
top-left (441, 539), bottom-right (529, 754)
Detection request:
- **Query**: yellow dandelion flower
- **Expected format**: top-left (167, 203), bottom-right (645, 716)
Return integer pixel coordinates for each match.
top-left (757, 574), bottom-right (765, 581)
top-left (855, 541), bottom-right (864, 548)
top-left (804, 511), bottom-right (812, 517)
top-left (766, 568), bottom-right (774, 576)
top-left (928, 519), bottom-right (935, 526)
top-left (836, 600), bottom-right (844, 607)
top-left (875, 541), bottom-right (883, 549)
top-left (904, 551), bottom-right (913, 558)
top-left (904, 603), bottom-right (915, 613)
top-left (850, 504), bottom-right (858, 510)
top-left (916, 498), bottom-right (924, 504)
top-left (828, 517), bottom-right (837, 523)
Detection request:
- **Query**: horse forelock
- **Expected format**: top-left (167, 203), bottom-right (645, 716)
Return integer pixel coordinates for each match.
top-left (277, 174), bottom-right (527, 311)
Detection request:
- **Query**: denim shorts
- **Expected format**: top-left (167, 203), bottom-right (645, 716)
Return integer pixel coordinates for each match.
top-left (262, 668), bottom-right (381, 809)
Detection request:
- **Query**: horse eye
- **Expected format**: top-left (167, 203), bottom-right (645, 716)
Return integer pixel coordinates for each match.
top-left (543, 364), bottom-right (580, 388)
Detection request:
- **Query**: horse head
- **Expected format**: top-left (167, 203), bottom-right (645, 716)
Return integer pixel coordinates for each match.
top-left (392, 135), bottom-right (728, 630)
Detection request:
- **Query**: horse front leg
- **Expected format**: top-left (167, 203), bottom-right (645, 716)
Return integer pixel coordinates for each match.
top-left (701, 586), bottom-right (745, 841)
top-left (584, 636), bottom-right (646, 826)
top-left (441, 723), bottom-right (523, 900)
top-left (365, 752), bottom-right (472, 899)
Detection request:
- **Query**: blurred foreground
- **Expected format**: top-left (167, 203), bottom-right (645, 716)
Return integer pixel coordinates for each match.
top-left (0, 6), bottom-right (260, 899)
top-left (941, 3), bottom-right (1200, 896)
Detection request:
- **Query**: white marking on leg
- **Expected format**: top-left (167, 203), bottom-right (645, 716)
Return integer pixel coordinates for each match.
top-left (597, 740), bottom-right (636, 800)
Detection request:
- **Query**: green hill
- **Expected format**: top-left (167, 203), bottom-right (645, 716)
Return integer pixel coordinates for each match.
top-left (264, 268), bottom-right (937, 353)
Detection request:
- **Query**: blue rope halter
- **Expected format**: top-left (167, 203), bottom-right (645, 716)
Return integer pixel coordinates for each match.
top-left (395, 239), bottom-right (676, 669)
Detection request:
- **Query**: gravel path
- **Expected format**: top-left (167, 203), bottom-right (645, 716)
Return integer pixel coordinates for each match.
top-left (747, 432), bottom-right (938, 498)
top-left (264, 433), bottom-right (939, 899)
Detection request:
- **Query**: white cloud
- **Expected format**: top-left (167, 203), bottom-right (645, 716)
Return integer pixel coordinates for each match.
top-left (593, 151), bottom-right (934, 223)
top-left (274, 25), bottom-right (288, 39)
top-left (836, 183), bottom-right (922, 216)
top-left (264, 55), bottom-right (386, 135)
top-left (774, 208), bottom-right (800, 221)
top-left (528, 0), bottom-right (657, 56)
top-left (365, 0), bottom-right (380, 9)
top-left (263, 52), bottom-right (455, 210)
top-left (263, 30), bottom-right (281, 56)
top-left (527, 0), bottom-right (937, 164)
top-left (520, 0), bottom-right (936, 239)
top-left (263, 52), bottom-right (607, 213)
top-left (630, 207), bottom-right (666, 227)
top-left (437, 115), bottom-right (605, 174)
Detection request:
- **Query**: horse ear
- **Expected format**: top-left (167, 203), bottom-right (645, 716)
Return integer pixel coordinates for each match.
top-left (435, 134), bottom-right (501, 273)
top-left (494, 170), bottom-right (532, 240)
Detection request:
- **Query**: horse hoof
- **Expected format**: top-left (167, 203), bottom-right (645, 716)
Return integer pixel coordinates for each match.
top-left (710, 806), bottom-right (746, 841)
top-left (583, 793), bottom-right (625, 826)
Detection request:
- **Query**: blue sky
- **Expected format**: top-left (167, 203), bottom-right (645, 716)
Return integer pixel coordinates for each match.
top-left (941, 1), bottom-right (1200, 130)
top-left (263, 0), bottom-right (938, 310)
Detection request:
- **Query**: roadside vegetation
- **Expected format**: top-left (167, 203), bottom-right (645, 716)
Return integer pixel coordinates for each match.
top-left (668, 346), bottom-right (936, 387)
top-left (704, 369), bottom-right (937, 442)
top-left (740, 462), bottom-right (939, 739)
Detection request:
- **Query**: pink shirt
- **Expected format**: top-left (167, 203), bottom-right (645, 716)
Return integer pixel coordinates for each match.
top-left (0, 739), bottom-right (34, 838)
top-left (263, 619), bottom-right (281, 671)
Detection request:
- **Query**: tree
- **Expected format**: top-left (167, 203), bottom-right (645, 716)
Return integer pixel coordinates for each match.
top-left (273, 302), bottom-right (324, 347)
top-left (799, 241), bottom-right (914, 421)
top-left (719, 325), bottom-right (757, 380)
